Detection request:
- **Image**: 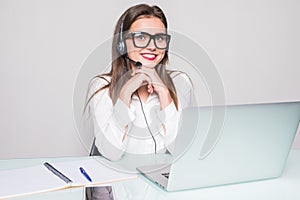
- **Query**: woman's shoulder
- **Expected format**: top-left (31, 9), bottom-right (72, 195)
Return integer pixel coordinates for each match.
top-left (88, 75), bottom-right (111, 94)
top-left (90, 75), bottom-right (111, 87)
top-left (168, 70), bottom-right (193, 87)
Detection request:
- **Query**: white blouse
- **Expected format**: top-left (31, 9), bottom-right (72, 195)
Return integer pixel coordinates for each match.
top-left (89, 72), bottom-right (193, 161)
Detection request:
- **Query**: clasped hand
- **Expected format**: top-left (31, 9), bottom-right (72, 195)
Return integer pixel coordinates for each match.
top-left (119, 67), bottom-right (172, 108)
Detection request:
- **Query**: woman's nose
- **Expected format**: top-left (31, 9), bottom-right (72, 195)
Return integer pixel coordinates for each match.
top-left (146, 38), bottom-right (156, 50)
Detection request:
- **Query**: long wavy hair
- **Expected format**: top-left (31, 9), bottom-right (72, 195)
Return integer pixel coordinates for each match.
top-left (85, 4), bottom-right (179, 112)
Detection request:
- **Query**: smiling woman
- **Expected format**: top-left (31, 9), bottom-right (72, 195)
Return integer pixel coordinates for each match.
top-left (84, 4), bottom-right (194, 161)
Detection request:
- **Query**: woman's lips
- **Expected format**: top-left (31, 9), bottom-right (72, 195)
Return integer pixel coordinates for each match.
top-left (141, 53), bottom-right (157, 61)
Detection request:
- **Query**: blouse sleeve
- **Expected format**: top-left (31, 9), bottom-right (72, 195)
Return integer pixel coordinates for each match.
top-left (88, 77), bottom-right (135, 161)
top-left (172, 72), bottom-right (195, 110)
top-left (157, 72), bottom-right (194, 154)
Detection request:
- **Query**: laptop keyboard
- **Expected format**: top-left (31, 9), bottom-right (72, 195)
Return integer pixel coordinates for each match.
top-left (162, 172), bottom-right (170, 179)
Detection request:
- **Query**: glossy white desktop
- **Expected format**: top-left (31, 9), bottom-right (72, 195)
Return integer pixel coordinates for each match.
top-left (0, 150), bottom-right (299, 200)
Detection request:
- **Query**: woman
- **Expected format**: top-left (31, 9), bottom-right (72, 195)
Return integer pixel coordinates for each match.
top-left (86, 4), bottom-right (193, 161)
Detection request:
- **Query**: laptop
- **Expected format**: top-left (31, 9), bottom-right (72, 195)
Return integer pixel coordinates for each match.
top-left (136, 101), bottom-right (300, 191)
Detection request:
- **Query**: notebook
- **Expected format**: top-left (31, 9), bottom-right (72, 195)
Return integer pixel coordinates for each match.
top-left (0, 157), bottom-right (137, 199)
top-left (137, 101), bottom-right (300, 191)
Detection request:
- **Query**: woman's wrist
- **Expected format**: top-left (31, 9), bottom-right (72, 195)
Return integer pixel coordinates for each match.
top-left (157, 88), bottom-right (172, 109)
top-left (119, 87), bottom-right (132, 107)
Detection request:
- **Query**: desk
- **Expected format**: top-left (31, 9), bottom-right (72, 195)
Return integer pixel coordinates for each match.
top-left (1, 150), bottom-right (299, 200)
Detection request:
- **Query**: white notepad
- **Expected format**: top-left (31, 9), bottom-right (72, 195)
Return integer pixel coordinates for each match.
top-left (0, 157), bottom-right (137, 199)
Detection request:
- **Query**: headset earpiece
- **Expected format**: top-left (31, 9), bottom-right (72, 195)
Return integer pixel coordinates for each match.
top-left (116, 40), bottom-right (126, 55)
top-left (116, 17), bottom-right (127, 55)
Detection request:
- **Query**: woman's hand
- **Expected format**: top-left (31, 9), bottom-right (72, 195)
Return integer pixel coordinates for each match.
top-left (132, 67), bottom-right (167, 94)
top-left (120, 67), bottom-right (172, 109)
top-left (137, 67), bottom-right (172, 109)
top-left (119, 70), bottom-right (152, 106)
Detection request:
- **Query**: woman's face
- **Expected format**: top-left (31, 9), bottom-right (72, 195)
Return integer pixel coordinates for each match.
top-left (125, 16), bottom-right (167, 69)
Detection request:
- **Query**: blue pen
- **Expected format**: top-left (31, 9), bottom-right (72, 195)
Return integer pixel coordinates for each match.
top-left (79, 167), bottom-right (92, 182)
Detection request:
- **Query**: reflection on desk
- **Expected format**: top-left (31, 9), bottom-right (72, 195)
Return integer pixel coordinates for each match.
top-left (1, 150), bottom-right (299, 200)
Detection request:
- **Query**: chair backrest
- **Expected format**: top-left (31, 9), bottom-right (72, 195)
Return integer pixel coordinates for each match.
top-left (89, 138), bottom-right (101, 156)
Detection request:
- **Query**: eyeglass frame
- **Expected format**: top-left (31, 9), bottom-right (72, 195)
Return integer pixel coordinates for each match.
top-left (124, 31), bottom-right (171, 50)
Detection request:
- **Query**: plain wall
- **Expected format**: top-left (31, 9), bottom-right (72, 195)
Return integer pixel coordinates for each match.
top-left (0, 0), bottom-right (299, 159)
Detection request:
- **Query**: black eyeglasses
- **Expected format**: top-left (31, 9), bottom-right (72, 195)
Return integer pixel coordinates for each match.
top-left (125, 32), bottom-right (171, 49)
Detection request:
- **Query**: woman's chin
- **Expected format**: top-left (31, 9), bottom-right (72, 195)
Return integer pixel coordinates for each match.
top-left (142, 62), bottom-right (157, 68)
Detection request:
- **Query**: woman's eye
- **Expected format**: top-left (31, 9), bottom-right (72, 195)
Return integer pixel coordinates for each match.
top-left (156, 36), bottom-right (163, 41)
top-left (156, 35), bottom-right (166, 42)
top-left (135, 34), bottom-right (145, 40)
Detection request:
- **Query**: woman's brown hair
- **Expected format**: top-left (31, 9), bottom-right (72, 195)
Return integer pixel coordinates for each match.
top-left (85, 4), bottom-right (178, 112)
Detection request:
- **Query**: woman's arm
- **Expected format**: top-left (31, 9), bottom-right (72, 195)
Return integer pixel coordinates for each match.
top-left (88, 77), bottom-right (135, 161)
top-left (160, 72), bottom-right (194, 153)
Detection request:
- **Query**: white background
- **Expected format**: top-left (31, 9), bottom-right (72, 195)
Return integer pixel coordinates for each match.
top-left (0, 0), bottom-right (299, 158)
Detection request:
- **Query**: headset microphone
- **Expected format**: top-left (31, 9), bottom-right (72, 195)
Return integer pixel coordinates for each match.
top-left (125, 55), bottom-right (142, 68)
top-left (135, 61), bottom-right (142, 68)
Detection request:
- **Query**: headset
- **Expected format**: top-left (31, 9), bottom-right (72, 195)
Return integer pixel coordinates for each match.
top-left (116, 15), bottom-right (142, 67)
top-left (116, 15), bottom-right (127, 56)
top-left (116, 13), bottom-right (157, 153)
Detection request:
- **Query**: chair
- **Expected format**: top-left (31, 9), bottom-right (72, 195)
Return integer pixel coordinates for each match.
top-left (89, 138), bottom-right (101, 156)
